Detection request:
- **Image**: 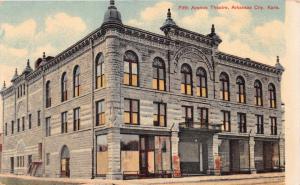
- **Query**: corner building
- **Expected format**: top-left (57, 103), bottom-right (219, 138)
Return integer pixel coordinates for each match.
top-left (1, 1), bottom-right (285, 179)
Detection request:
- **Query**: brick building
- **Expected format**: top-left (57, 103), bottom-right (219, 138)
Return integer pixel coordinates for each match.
top-left (0, 0), bottom-right (285, 179)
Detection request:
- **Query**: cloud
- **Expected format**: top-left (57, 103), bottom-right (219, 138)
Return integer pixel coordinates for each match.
top-left (131, 0), bottom-right (282, 66)
top-left (126, 1), bottom-right (175, 33)
top-left (0, 12), bottom-right (88, 84)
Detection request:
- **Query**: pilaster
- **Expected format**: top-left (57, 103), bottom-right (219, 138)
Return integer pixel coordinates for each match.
top-left (249, 136), bottom-right (257, 174)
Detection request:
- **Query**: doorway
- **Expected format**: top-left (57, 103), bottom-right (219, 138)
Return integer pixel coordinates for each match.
top-left (60, 145), bottom-right (70, 177)
top-left (140, 136), bottom-right (155, 176)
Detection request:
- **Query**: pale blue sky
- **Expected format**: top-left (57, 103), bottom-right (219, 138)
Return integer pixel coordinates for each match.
top-left (0, 0), bottom-right (285, 85)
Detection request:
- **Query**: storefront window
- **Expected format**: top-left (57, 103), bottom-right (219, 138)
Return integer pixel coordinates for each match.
top-left (121, 134), bottom-right (140, 173)
top-left (96, 135), bottom-right (108, 176)
top-left (155, 136), bottom-right (171, 172)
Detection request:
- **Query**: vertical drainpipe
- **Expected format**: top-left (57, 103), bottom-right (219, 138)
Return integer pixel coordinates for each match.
top-left (2, 92), bottom-right (5, 173)
top-left (42, 70), bottom-right (45, 176)
top-left (278, 133), bottom-right (281, 171)
top-left (90, 38), bottom-right (95, 179)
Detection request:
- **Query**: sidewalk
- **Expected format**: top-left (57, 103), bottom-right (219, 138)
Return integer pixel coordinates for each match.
top-left (0, 172), bottom-right (285, 185)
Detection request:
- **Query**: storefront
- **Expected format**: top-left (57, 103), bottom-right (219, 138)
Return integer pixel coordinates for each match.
top-left (219, 139), bottom-right (250, 174)
top-left (254, 139), bottom-right (280, 172)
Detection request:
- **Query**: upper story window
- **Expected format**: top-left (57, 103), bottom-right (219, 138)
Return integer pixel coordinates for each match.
top-left (96, 100), bottom-right (106, 126)
top-left (221, 110), bottom-right (231, 132)
top-left (37, 110), bottom-right (41, 126)
top-left (28, 114), bottom-right (32, 129)
top-left (22, 117), bottom-right (25, 131)
top-left (45, 81), bottom-right (51, 108)
top-left (5, 123), bottom-right (7, 136)
top-left (11, 121), bottom-right (14, 134)
top-left (73, 108), bottom-right (80, 131)
top-left (124, 99), bottom-right (139, 125)
top-left (153, 102), bottom-right (166, 127)
top-left (256, 115), bottom-right (264, 134)
top-left (254, 80), bottom-right (263, 106)
top-left (96, 53), bottom-right (106, 89)
top-left (236, 76), bottom-right (246, 103)
top-left (182, 106), bottom-right (193, 125)
top-left (17, 118), bottom-right (20, 132)
top-left (46, 117), bottom-right (51, 137)
top-left (237, 113), bottom-right (247, 133)
top-left (198, 107), bottom-right (208, 128)
top-left (196, 67), bottom-right (207, 97)
top-left (73, 66), bottom-right (80, 97)
top-left (270, 117), bottom-right (277, 135)
top-left (61, 111), bottom-right (68, 134)
top-left (152, 57), bottom-right (166, 91)
top-left (181, 64), bottom-right (193, 95)
top-left (220, 72), bottom-right (230, 101)
top-left (61, 72), bottom-right (68, 102)
top-left (269, 83), bottom-right (276, 108)
top-left (124, 51), bottom-right (138, 86)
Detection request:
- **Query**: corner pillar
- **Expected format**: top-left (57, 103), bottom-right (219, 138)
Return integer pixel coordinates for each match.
top-left (207, 134), bottom-right (221, 175)
top-left (249, 136), bottom-right (257, 174)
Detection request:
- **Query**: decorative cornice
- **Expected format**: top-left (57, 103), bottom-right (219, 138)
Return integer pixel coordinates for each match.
top-left (216, 52), bottom-right (281, 75)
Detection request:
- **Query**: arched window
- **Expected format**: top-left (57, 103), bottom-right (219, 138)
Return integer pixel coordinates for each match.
top-left (123, 51), bottom-right (138, 86)
top-left (46, 81), bottom-right (51, 108)
top-left (254, 80), bottom-right (263, 106)
top-left (269, 83), bottom-right (276, 108)
top-left (96, 53), bottom-right (105, 88)
top-left (61, 72), bottom-right (67, 102)
top-left (73, 66), bottom-right (80, 97)
top-left (196, 67), bottom-right (207, 97)
top-left (220, 72), bottom-right (230, 101)
top-left (236, 76), bottom-right (246, 103)
top-left (181, 64), bottom-right (193, 95)
top-left (152, 57), bottom-right (166, 91)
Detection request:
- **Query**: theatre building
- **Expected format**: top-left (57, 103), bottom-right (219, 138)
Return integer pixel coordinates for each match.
top-left (1, 0), bottom-right (285, 179)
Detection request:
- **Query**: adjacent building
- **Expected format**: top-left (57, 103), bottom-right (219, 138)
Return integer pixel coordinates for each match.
top-left (0, 0), bottom-right (285, 179)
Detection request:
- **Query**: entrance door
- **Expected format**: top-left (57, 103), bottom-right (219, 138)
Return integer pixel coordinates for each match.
top-left (140, 136), bottom-right (155, 176)
top-left (230, 140), bottom-right (240, 173)
top-left (60, 146), bottom-right (70, 177)
top-left (10, 157), bottom-right (14, 173)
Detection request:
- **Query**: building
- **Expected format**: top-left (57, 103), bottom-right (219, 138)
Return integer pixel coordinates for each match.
top-left (0, 0), bottom-right (285, 180)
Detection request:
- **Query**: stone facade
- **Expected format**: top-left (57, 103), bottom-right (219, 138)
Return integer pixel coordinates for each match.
top-left (1, 0), bottom-right (284, 179)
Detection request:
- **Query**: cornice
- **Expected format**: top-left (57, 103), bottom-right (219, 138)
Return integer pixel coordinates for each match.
top-left (216, 52), bottom-right (281, 75)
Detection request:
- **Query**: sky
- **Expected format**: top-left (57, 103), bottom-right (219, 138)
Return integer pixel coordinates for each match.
top-left (0, 0), bottom-right (285, 87)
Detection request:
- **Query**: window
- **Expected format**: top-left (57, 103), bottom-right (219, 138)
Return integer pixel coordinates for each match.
top-left (96, 53), bottom-right (106, 88)
top-left (28, 114), bottom-right (32, 129)
top-left (270, 117), bottom-right (277, 135)
top-left (46, 153), bottom-right (50, 165)
top-left (73, 66), bottom-right (80, 97)
top-left (269, 83), bottom-right (276, 108)
top-left (256, 115), bottom-right (264, 134)
top-left (17, 119), bottom-right (20, 132)
top-left (152, 57), bottom-right (166, 91)
top-left (96, 100), bottom-right (105, 126)
top-left (23, 84), bottom-right (26, 95)
top-left (46, 117), bottom-right (51, 137)
top-left (22, 116), bottom-right (25, 131)
top-left (254, 80), bottom-right (263, 106)
top-left (5, 123), bottom-right (7, 136)
top-left (123, 51), bottom-right (138, 86)
top-left (199, 108), bottom-right (208, 128)
top-left (61, 112), bottom-right (68, 134)
top-left (181, 64), bottom-right (193, 95)
top-left (221, 111), bottom-right (231, 132)
top-left (11, 121), bottom-right (14, 134)
top-left (236, 76), bottom-right (246, 103)
top-left (37, 110), bottom-right (41, 126)
top-left (120, 135), bottom-right (139, 174)
top-left (45, 81), bottom-right (51, 108)
top-left (61, 72), bottom-right (68, 102)
top-left (17, 156), bottom-right (24, 167)
top-left (220, 72), bottom-right (230, 101)
top-left (237, 113), bottom-right (247, 133)
top-left (196, 67), bottom-right (207, 97)
top-left (182, 106), bottom-right (193, 125)
top-left (96, 135), bottom-right (108, 176)
top-left (73, 108), bottom-right (80, 131)
top-left (153, 102), bottom-right (166, 127)
top-left (124, 99), bottom-right (139, 125)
